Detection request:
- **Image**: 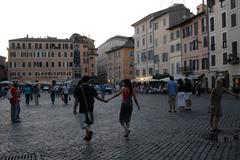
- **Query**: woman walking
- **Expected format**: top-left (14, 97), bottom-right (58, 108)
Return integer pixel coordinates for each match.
top-left (107, 79), bottom-right (140, 138)
top-left (209, 79), bottom-right (239, 132)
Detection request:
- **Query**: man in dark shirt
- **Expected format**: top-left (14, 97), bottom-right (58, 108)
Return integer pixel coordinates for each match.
top-left (77, 76), bottom-right (107, 141)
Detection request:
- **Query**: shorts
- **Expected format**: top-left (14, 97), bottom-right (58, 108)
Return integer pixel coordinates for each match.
top-left (168, 96), bottom-right (176, 105)
top-left (80, 112), bottom-right (94, 129)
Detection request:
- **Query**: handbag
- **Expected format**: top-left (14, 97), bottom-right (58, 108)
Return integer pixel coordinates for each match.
top-left (80, 86), bottom-right (94, 124)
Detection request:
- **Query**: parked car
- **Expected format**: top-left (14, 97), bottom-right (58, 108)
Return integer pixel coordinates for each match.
top-left (42, 84), bottom-right (49, 91)
top-left (104, 84), bottom-right (113, 94)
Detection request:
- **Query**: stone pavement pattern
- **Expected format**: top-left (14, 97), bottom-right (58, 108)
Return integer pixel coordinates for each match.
top-left (0, 93), bottom-right (240, 160)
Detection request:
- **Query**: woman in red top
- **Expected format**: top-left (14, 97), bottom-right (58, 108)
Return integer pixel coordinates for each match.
top-left (107, 79), bottom-right (140, 137)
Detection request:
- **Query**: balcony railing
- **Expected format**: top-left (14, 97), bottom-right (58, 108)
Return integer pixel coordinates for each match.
top-left (180, 66), bottom-right (193, 74)
top-left (227, 54), bottom-right (240, 65)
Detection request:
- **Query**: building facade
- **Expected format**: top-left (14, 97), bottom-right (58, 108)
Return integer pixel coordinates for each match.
top-left (179, 5), bottom-right (209, 81)
top-left (132, 4), bottom-right (191, 80)
top-left (8, 34), bottom-right (97, 83)
top-left (208, 0), bottom-right (240, 88)
top-left (0, 55), bottom-right (7, 81)
top-left (97, 36), bottom-right (130, 83)
top-left (106, 38), bottom-right (135, 86)
top-left (168, 26), bottom-right (182, 77)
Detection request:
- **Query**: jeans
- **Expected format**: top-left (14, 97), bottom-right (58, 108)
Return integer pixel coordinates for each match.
top-left (11, 103), bottom-right (20, 122)
top-left (51, 93), bottom-right (55, 104)
top-left (64, 94), bottom-right (68, 104)
top-left (34, 94), bottom-right (39, 105)
top-left (25, 94), bottom-right (30, 104)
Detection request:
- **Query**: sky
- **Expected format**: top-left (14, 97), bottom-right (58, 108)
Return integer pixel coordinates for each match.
top-left (0, 0), bottom-right (203, 58)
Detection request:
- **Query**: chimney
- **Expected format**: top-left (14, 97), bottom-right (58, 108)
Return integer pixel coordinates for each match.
top-left (197, 4), bottom-right (207, 13)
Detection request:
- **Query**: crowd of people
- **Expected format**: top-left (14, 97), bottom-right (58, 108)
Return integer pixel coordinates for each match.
top-left (2, 75), bottom-right (240, 141)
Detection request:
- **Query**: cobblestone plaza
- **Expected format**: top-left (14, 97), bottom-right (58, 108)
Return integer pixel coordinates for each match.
top-left (0, 93), bottom-right (240, 160)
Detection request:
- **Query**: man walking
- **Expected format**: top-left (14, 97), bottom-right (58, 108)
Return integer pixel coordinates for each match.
top-left (24, 84), bottom-right (31, 105)
top-left (9, 83), bottom-right (21, 123)
top-left (77, 76), bottom-right (107, 141)
top-left (167, 76), bottom-right (177, 112)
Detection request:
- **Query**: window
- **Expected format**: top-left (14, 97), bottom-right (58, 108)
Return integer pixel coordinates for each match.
top-left (141, 52), bottom-right (146, 62)
top-left (222, 12), bottom-right (226, 28)
top-left (222, 32), bottom-right (227, 48)
top-left (170, 45), bottom-right (175, 53)
top-left (202, 58), bottom-right (208, 70)
top-left (149, 68), bottom-right (153, 75)
top-left (22, 43), bottom-right (25, 49)
top-left (17, 43), bottom-right (20, 49)
top-left (35, 43), bottom-right (38, 49)
top-left (58, 52), bottom-right (61, 57)
top-left (163, 19), bottom-right (166, 26)
top-left (137, 54), bottom-right (140, 64)
top-left (128, 51), bottom-right (134, 56)
top-left (211, 36), bottom-right (215, 51)
top-left (176, 63), bottom-right (180, 74)
top-left (39, 43), bottom-right (42, 49)
top-left (184, 44), bottom-right (187, 53)
top-left (58, 62), bottom-right (61, 67)
top-left (51, 52), bottom-right (54, 57)
top-left (211, 55), bottom-right (216, 66)
top-left (154, 22), bottom-right (158, 30)
top-left (136, 28), bottom-right (139, 34)
top-left (170, 33), bottom-right (174, 40)
top-left (232, 41), bottom-right (238, 56)
top-left (150, 34), bottom-right (153, 44)
top-left (176, 30), bottom-right (180, 38)
top-left (162, 53), bottom-right (168, 62)
top-left (64, 52), bottom-right (67, 57)
top-left (171, 63), bottom-right (175, 74)
top-left (231, 14), bottom-right (237, 27)
top-left (223, 52), bottom-right (228, 65)
top-left (149, 22), bottom-right (152, 28)
top-left (231, 0), bottom-right (236, 9)
top-left (202, 18), bottom-right (206, 33)
top-left (142, 25), bottom-right (145, 32)
top-left (142, 37), bottom-right (145, 46)
top-left (137, 40), bottom-right (139, 48)
top-left (11, 43), bottom-right (15, 49)
top-left (136, 70), bottom-right (140, 76)
top-left (203, 36), bottom-right (208, 48)
top-left (46, 62), bottom-right (49, 68)
top-left (176, 43), bottom-right (181, 51)
top-left (28, 62), bottom-right (31, 67)
top-left (142, 69), bottom-right (146, 76)
top-left (22, 62), bottom-right (25, 68)
top-left (194, 22), bottom-right (198, 35)
top-left (210, 17), bottom-right (215, 32)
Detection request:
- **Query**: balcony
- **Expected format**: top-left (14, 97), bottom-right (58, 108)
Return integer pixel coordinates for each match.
top-left (180, 66), bottom-right (193, 75)
top-left (227, 54), bottom-right (240, 65)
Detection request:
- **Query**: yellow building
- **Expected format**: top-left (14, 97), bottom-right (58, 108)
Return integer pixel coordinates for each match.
top-left (106, 38), bottom-right (134, 86)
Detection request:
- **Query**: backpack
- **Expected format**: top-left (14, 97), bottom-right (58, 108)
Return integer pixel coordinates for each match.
top-left (7, 89), bottom-right (13, 100)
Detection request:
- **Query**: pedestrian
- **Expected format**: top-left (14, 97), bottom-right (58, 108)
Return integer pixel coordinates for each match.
top-left (77, 76), bottom-right (107, 141)
top-left (184, 78), bottom-right (192, 111)
top-left (100, 84), bottom-right (106, 99)
top-left (209, 79), bottom-right (239, 132)
top-left (33, 83), bottom-right (40, 105)
top-left (62, 83), bottom-right (69, 104)
top-left (73, 80), bottom-right (82, 114)
top-left (197, 83), bottom-right (202, 96)
top-left (24, 84), bottom-right (32, 105)
top-left (8, 83), bottom-right (21, 123)
top-left (167, 76), bottom-right (177, 112)
top-left (50, 80), bottom-right (57, 105)
top-left (177, 79), bottom-right (185, 112)
top-left (107, 79), bottom-right (140, 138)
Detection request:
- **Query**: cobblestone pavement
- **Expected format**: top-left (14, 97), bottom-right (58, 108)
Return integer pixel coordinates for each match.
top-left (0, 92), bottom-right (240, 160)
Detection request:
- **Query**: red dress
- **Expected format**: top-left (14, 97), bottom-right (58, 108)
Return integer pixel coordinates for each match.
top-left (119, 88), bottom-right (133, 124)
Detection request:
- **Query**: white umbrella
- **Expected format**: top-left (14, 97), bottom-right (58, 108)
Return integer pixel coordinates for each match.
top-left (0, 80), bottom-right (13, 84)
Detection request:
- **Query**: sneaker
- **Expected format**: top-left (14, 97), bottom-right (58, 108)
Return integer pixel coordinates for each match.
top-left (88, 131), bottom-right (93, 140)
top-left (124, 129), bottom-right (131, 138)
top-left (83, 136), bottom-right (91, 141)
